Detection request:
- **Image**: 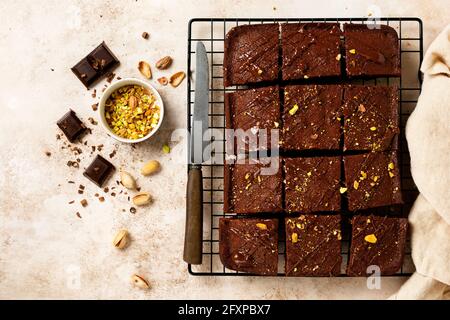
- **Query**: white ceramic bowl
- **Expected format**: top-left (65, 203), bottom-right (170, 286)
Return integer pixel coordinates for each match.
top-left (98, 78), bottom-right (164, 143)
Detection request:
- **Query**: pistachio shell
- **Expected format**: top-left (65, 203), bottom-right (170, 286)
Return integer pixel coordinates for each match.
top-left (169, 71), bottom-right (185, 87)
top-left (120, 171), bottom-right (137, 190)
top-left (141, 160), bottom-right (160, 176)
top-left (138, 61), bottom-right (152, 79)
top-left (113, 229), bottom-right (129, 249)
top-left (132, 192), bottom-right (152, 206)
top-left (131, 274), bottom-right (150, 289)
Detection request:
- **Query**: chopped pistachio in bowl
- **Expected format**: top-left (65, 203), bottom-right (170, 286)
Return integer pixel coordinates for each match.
top-left (98, 78), bottom-right (164, 143)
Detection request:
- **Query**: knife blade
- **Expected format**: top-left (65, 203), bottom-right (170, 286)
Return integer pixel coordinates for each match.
top-left (184, 41), bottom-right (209, 265)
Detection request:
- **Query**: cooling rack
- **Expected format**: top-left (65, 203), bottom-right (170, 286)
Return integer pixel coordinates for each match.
top-left (187, 17), bottom-right (423, 276)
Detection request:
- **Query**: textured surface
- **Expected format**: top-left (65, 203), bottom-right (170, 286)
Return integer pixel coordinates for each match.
top-left (347, 215), bottom-right (408, 276)
top-left (0, 0), bottom-right (446, 300)
top-left (284, 157), bottom-right (341, 213)
top-left (281, 23), bottom-right (341, 80)
top-left (224, 158), bottom-right (283, 214)
top-left (344, 152), bottom-right (403, 211)
top-left (282, 85), bottom-right (342, 151)
top-left (343, 85), bottom-right (399, 151)
top-left (224, 24), bottom-right (279, 86)
top-left (219, 218), bottom-right (278, 275)
top-left (225, 86), bottom-right (280, 152)
top-left (344, 24), bottom-right (401, 77)
top-left (285, 215), bottom-right (342, 276)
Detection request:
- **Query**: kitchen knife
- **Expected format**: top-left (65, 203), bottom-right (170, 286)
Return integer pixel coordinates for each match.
top-left (184, 41), bottom-right (209, 265)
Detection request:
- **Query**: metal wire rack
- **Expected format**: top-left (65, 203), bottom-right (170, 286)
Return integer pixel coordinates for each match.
top-left (187, 17), bottom-right (423, 276)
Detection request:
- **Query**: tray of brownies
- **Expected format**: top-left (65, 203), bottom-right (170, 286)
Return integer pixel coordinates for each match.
top-left (187, 18), bottom-right (423, 276)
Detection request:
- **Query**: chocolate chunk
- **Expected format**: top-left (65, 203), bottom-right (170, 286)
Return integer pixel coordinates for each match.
top-left (281, 23), bottom-right (342, 80)
top-left (219, 218), bottom-right (278, 275)
top-left (57, 110), bottom-right (87, 143)
top-left (347, 215), bottom-right (408, 276)
top-left (71, 42), bottom-right (120, 88)
top-left (343, 85), bottom-right (399, 151)
top-left (224, 158), bottom-right (283, 214)
top-left (224, 24), bottom-right (279, 86)
top-left (285, 215), bottom-right (342, 276)
top-left (142, 32), bottom-right (149, 39)
top-left (343, 151), bottom-right (403, 211)
top-left (83, 154), bottom-right (115, 187)
top-left (284, 157), bottom-right (341, 213)
top-left (282, 85), bottom-right (342, 151)
top-left (225, 86), bottom-right (280, 153)
top-left (344, 24), bottom-right (400, 77)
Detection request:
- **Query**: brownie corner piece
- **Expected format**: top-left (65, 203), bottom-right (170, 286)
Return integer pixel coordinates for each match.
top-left (282, 85), bottom-right (342, 151)
top-left (224, 23), bottom-right (279, 86)
top-left (225, 86), bottom-right (280, 153)
top-left (344, 23), bottom-right (400, 77)
top-left (343, 151), bottom-right (403, 211)
top-left (224, 158), bottom-right (283, 214)
top-left (219, 218), bottom-right (278, 275)
top-left (347, 215), bottom-right (408, 276)
top-left (281, 23), bottom-right (342, 80)
top-left (285, 214), bottom-right (342, 276)
top-left (284, 156), bottom-right (341, 213)
top-left (343, 85), bottom-right (400, 151)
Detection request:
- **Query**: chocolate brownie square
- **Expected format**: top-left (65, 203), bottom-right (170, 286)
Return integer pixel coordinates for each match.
top-left (281, 23), bottom-right (342, 80)
top-left (343, 85), bottom-right (399, 151)
top-left (343, 152), bottom-right (403, 211)
top-left (285, 215), bottom-right (342, 276)
top-left (224, 158), bottom-right (282, 214)
top-left (225, 86), bottom-right (280, 153)
top-left (347, 215), bottom-right (408, 276)
top-left (282, 85), bottom-right (342, 151)
top-left (219, 218), bottom-right (278, 275)
top-left (344, 24), bottom-right (400, 77)
top-left (224, 24), bottom-right (279, 86)
top-left (284, 157), bottom-right (341, 213)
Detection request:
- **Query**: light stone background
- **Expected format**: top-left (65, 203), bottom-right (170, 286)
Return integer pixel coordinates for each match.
top-left (0, 0), bottom-right (447, 299)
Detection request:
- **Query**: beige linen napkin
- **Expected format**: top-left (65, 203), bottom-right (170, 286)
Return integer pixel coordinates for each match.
top-left (390, 24), bottom-right (450, 300)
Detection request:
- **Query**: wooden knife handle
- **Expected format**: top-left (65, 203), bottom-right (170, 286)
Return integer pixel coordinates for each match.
top-left (184, 165), bottom-right (203, 264)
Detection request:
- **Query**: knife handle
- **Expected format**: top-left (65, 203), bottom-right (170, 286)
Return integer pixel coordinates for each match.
top-left (184, 165), bottom-right (203, 265)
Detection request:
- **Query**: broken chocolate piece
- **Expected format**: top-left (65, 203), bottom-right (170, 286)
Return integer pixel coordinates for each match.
top-left (57, 110), bottom-right (87, 143)
top-left (71, 42), bottom-right (120, 88)
top-left (83, 154), bottom-right (115, 187)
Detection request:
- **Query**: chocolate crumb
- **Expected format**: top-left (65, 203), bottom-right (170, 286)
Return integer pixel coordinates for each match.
top-left (116, 76), bottom-right (122, 80)
top-left (91, 103), bottom-right (99, 111)
top-left (78, 190), bottom-right (84, 194)
top-left (51, 68), bottom-right (55, 71)
top-left (69, 200), bottom-right (75, 204)
top-left (106, 72), bottom-right (115, 83)
top-left (56, 134), bottom-right (61, 140)
top-left (79, 184), bottom-right (85, 190)
top-left (99, 196), bottom-right (105, 202)
top-left (88, 117), bottom-right (98, 125)
top-left (136, 187), bottom-right (141, 192)
top-left (72, 162), bottom-right (79, 168)
top-left (130, 207), bottom-right (137, 214)
top-left (84, 141), bottom-right (88, 145)
top-left (94, 193), bottom-right (99, 197)
top-left (109, 150), bottom-right (116, 158)
top-left (76, 212), bottom-right (82, 219)
top-left (80, 199), bottom-right (88, 207)
top-left (127, 196), bottom-right (130, 201)
top-left (91, 89), bottom-right (97, 98)
top-left (111, 192), bottom-right (116, 197)
top-left (97, 144), bottom-right (104, 151)
top-left (45, 151), bottom-right (51, 157)
top-left (142, 32), bottom-right (149, 39)
top-left (116, 180), bottom-right (120, 186)
top-left (103, 187), bottom-right (109, 193)
top-left (91, 146), bottom-right (96, 152)
top-left (122, 209), bottom-right (126, 212)
top-left (68, 180), bottom-right (75, 184)
top-left (76, 158), bottom-right (80, 162)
